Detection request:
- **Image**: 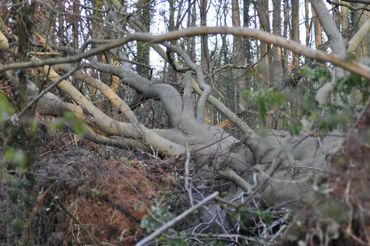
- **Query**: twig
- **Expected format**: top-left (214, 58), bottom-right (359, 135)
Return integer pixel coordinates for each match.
top-left (184, 145), bottom-right (194, 206)
top-left (188, 233), bottom-right (268, 244)
top-left (54, 196), bottom-right (114, 246)
top-left (136, 192), bottom-right (219, 246)
top-left (218, 169), bottom-right (253, 194)
top-left (191, 134), bottom-right (232, 154)
top-left (240, 159), bottom-right (282, 207)
top-left (21, 183), bottom-right (55, 244)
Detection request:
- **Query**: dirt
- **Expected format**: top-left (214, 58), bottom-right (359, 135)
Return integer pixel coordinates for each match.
top-left (28, 132), bottom-right (178, 245)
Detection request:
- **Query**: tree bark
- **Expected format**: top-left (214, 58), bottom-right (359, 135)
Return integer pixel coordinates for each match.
top-left (200, 0), bottom-right (211, 123)
top-left (312, 5), bottom-right (322, 48)
top-left (312, 0), bottom-right (346, 105)
top-left (282, 0), bottom-right (290, 78)
top-left (271, 0), bottom-right (283, 87)
top-left (352, 3), bottom-right (370, 57)
top-left (340, 2), bottom-right (350, 39)
top-left (291, 0), bottom-right (300, 69)
top-left (136, 0), bottom-right (151, 79)
top-left (255, 0), bottom-right (271, 84)
top-left (232, 0), bottom-right (247, 112)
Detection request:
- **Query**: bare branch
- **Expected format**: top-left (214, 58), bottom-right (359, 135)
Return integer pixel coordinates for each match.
top-left (327, 0), bottom-right (370, 11)
top-left (136, 192), bottom-right (219, 246)
top-left (72, 70), bottom-right (138, 124)
top-left (311, 0), bottom-right (346, 67)
top-left (348, 19), bottom-right (370, 53)
top-left (2, 27), bottom-right (369, 80)
top-left (18, 66), bottom-right (79, 118)
top-left (192, 81), bottom-right (255, 136)
top-left (340, 0), bottom-right (370, 4)
top-left (164, 43), bottom-right (210, 122)
top-left (218, 169), bottom-right (253, 194)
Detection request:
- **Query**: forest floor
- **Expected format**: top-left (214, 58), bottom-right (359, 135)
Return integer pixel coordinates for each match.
top-left (2, 121), bottom-right (370, 245)
top-left (1, 107), bottom-right (370, 245)
top-left (1, 128), bottom-right (186, 245)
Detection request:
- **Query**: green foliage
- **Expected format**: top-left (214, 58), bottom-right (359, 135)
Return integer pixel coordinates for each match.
top-left (157, 236), bottom-right (186, 246)
top-left (334, 74), bottom-right (370, 104)
top-left (282, 117), bottom-right (302, 135)
top-left (140, 206), bottom-right (174, 233)
top-left (0, 92), bottom-right (14, 125)
top-left (242, 88), bottom-right (286, 121)
top-left (3, 147), bottom-right (27, 174)
top-left (300, 92), bottom-right (318, 116)
top-left (317, 109), bottom-right (350, 131)
top-left (241, 65), bottom-right (368, 135)
top-left (242, 87), bottom-right (305, 134)
top-left (48, 111), bottom-right (87, 137)
top-left (0, 94), bottom-right (38, 242)
top-left (140, 206), bottom-right (182, 244)
top-left (298, 65), bottom-right (332, 87)
top-left (230, 208), bottom-right (273, 230)
top-left (297, 67), bottom-right (358, 132)
top-left (63, 111), bottom-right (86, 137)
top-left (10, 218), bottom-right (25, 233)
top-left (90, 187), bottom-right (102, 198)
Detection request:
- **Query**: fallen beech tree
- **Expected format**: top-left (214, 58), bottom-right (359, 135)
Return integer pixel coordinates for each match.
top-left (1, 1), bottom-right (369, 242)
top-left (3, 30), bottom-right (345, 212)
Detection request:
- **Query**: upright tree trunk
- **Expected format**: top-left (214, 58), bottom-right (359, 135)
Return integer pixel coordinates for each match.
top-left (243, 0), bottom-right (252, 65)
top-left (340, 3), bottom-right (349, 39)
top-left (232, 0), bottom-right (247, 112)
top-left (241, 0), bottom-right (252, 114)
top-left (256, 0), bottom-right (271, 84)
top-left (72, 0), bottom-right (80, 49)
top-left (136, 0), bottom-right (151, 79)
top-left (200, 0), bottom-right (210, 75)
top-left (271, 0), bottom-right (283, 87)
top-left (352, 3), bottom-right (370, 57)
top-left (291, 0), bottom-right (300, 69)
top-left (282, 0), bottom-right (290, 78)
top-left (57, 1), bottom-right (66, 44)
top-left (312, 5), bottom-right (322, 49)
top-left (0, 0), bottom-right (7, 16)
top-left (200, 0), bottom-right (211, 123)
top-left (332, 3), bottom-right (341, 30)
top-left (186, 0), bottom-right (196, 61)
top-left (305, 0), bottom-right (310, 46)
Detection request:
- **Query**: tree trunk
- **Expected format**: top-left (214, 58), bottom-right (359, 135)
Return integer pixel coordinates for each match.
top-left (200, 0), bottom-right (211, 123)
top-left (186, 0), bottom-right (196, 61)
top-left (282, 0), bottom-right (290, 78)
top-left (291, 0), bottom-right (300, 69)
top-left (352, 3), bottom-right (370, 57)
top-left (232, 0), bottom-right (247, 112)
top-left (72, 0), bottom-right (79, 49)
top-left (0, 0), bottom-right (7, 16)
top-left (304, 0), bottom-right (310, 46)
top-left (243, 0), bottom-right (252, 67)
top-left (271, 0), bottom-right (283, 87)
top-left (136, 0), bottom-right (151, 79)
top-left (255, 0), bottom-right (271, 84)
top-left (340, 3), bottom-right (349, 39)
top-left (311, 0), bottom-right (346, 81)
top-left (312, 5), bottom-right (322, 48)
